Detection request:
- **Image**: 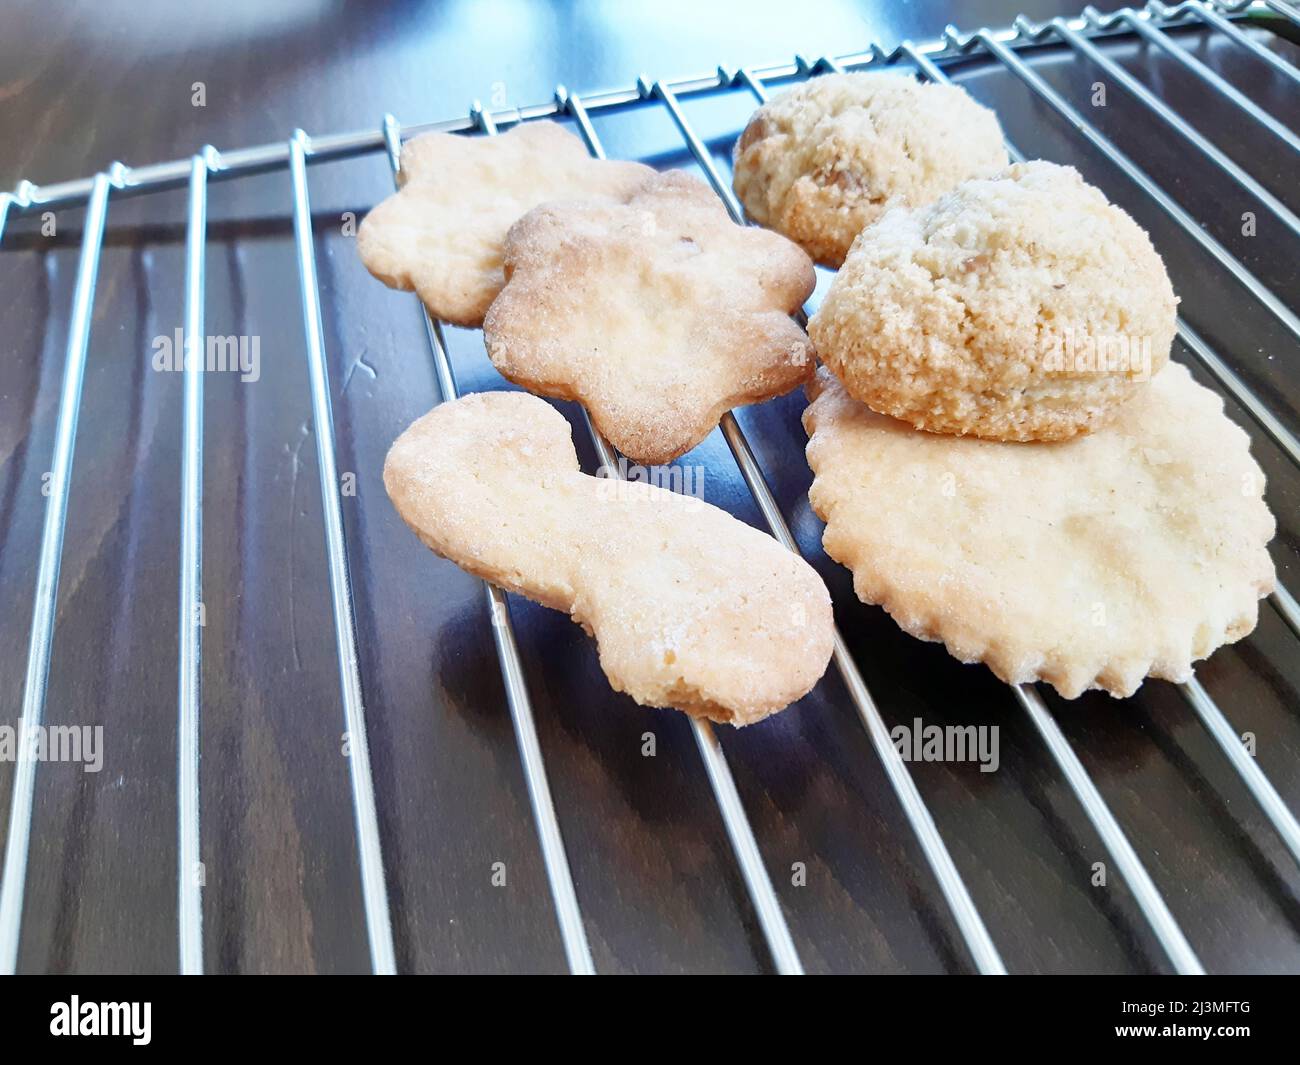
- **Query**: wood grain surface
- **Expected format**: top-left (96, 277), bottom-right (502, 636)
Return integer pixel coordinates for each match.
top-left (0, 0), bottom-right (1297, 974)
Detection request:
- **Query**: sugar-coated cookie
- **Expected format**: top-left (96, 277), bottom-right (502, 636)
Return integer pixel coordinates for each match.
top-left (358, 122), bottom-right (655, 327)
top-left (386, 390), bottom-right (834, 725)
top-left (733, 73), bottom-right (1008, 267)
top-left (483, 170), bottom-right (816, 465)
top-left (809, 161), bottom-right (1178, 442)
top-left (802, 363), bottom-right (1274, 698)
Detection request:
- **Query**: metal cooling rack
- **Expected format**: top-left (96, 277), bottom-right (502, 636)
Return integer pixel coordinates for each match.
top-left (1, 0), bottom-right (1299, 974)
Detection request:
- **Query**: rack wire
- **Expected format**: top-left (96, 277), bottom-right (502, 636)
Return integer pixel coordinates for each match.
top-left (0, 0), bottom-right (1297, 973)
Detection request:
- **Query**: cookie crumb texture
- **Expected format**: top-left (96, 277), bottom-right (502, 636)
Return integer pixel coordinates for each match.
top-left (484, 170), bottom-right (816, 465)
top-left (809, 161), bottom-right (1178, 442)
top-left (733, 73), bottom-right (1008, 267)
top-left (803, 363), bottom-right (1275, 698)
top-left (357, 122), bottom-right (654, 327)
top-left (386, 391), bottom-right (834, 725)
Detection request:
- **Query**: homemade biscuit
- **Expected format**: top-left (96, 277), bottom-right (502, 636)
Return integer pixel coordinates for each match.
top-left (733, 72), bottom-right (1008, 267)
top-left (357, 122), bottom-right (655, 326)
top-left (809, 161), bottom-right (1178, 442)
top-left (385, 390), bottom-right (834, 725)
top-left (483, 170), bottom-right (816, 465)
top-left (803, 363), bottom-right (1275, 699)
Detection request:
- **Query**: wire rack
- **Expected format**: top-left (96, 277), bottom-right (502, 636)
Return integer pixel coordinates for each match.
top-left (1, 0), bottom-right (1298, 974)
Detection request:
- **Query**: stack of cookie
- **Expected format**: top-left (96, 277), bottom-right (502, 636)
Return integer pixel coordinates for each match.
top-left (357, 70), bottom-right (1275, 721)
top-left (733, 73), bottom-right (1275, 699)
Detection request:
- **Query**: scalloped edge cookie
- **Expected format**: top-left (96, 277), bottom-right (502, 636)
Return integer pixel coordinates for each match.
top-left (802, 364), bottom-right (1275, 698)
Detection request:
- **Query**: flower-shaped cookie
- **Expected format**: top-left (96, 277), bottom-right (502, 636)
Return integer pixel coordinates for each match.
top-left (358, 122), bottom-right (655, 326)
top-left (483, 170), bottom-right (816, 464)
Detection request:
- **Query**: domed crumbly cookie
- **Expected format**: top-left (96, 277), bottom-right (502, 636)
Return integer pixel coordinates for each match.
top-left (385, 391), bottom-right (834, 725)
top-left (483, 170), bottom-right (816, 465)
top-left (808, 161), bottom-right (1178, 442)
top-left (732, 73), bottom-right (1008, 267)
top-left (803, 363), bottom-right (1275, 699)
top-left (357, 122), bottom-right (655, 327)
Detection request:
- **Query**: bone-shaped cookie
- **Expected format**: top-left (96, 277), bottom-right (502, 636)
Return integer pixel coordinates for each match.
top-left (384, 390), bottom-right (834, 725)
top-left (358, 122), bottom-right (655, 327)
top-left (483, 170), bottom-right (816, 465)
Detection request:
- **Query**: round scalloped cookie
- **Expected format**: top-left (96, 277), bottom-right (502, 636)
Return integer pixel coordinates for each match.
top-left (802, 363), bottom-right (1275, 699)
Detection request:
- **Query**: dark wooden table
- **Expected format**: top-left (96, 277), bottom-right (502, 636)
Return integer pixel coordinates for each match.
top-left (1, 0), bottom-right (1298, 974)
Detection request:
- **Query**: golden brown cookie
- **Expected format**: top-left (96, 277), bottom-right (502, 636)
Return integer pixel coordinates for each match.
top-left (482, 170), bottom-right (816, 465)
top-left (803, 363), bottom-right (1274, 699)
top-left (732, 72), bottom-right (1008, 267)
top-left (357, 122), bottom-right (655, 327)
top-left (808, 161), bottom-right (1178, 442)
top-left (386, 390), bottom-right (834, 725)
